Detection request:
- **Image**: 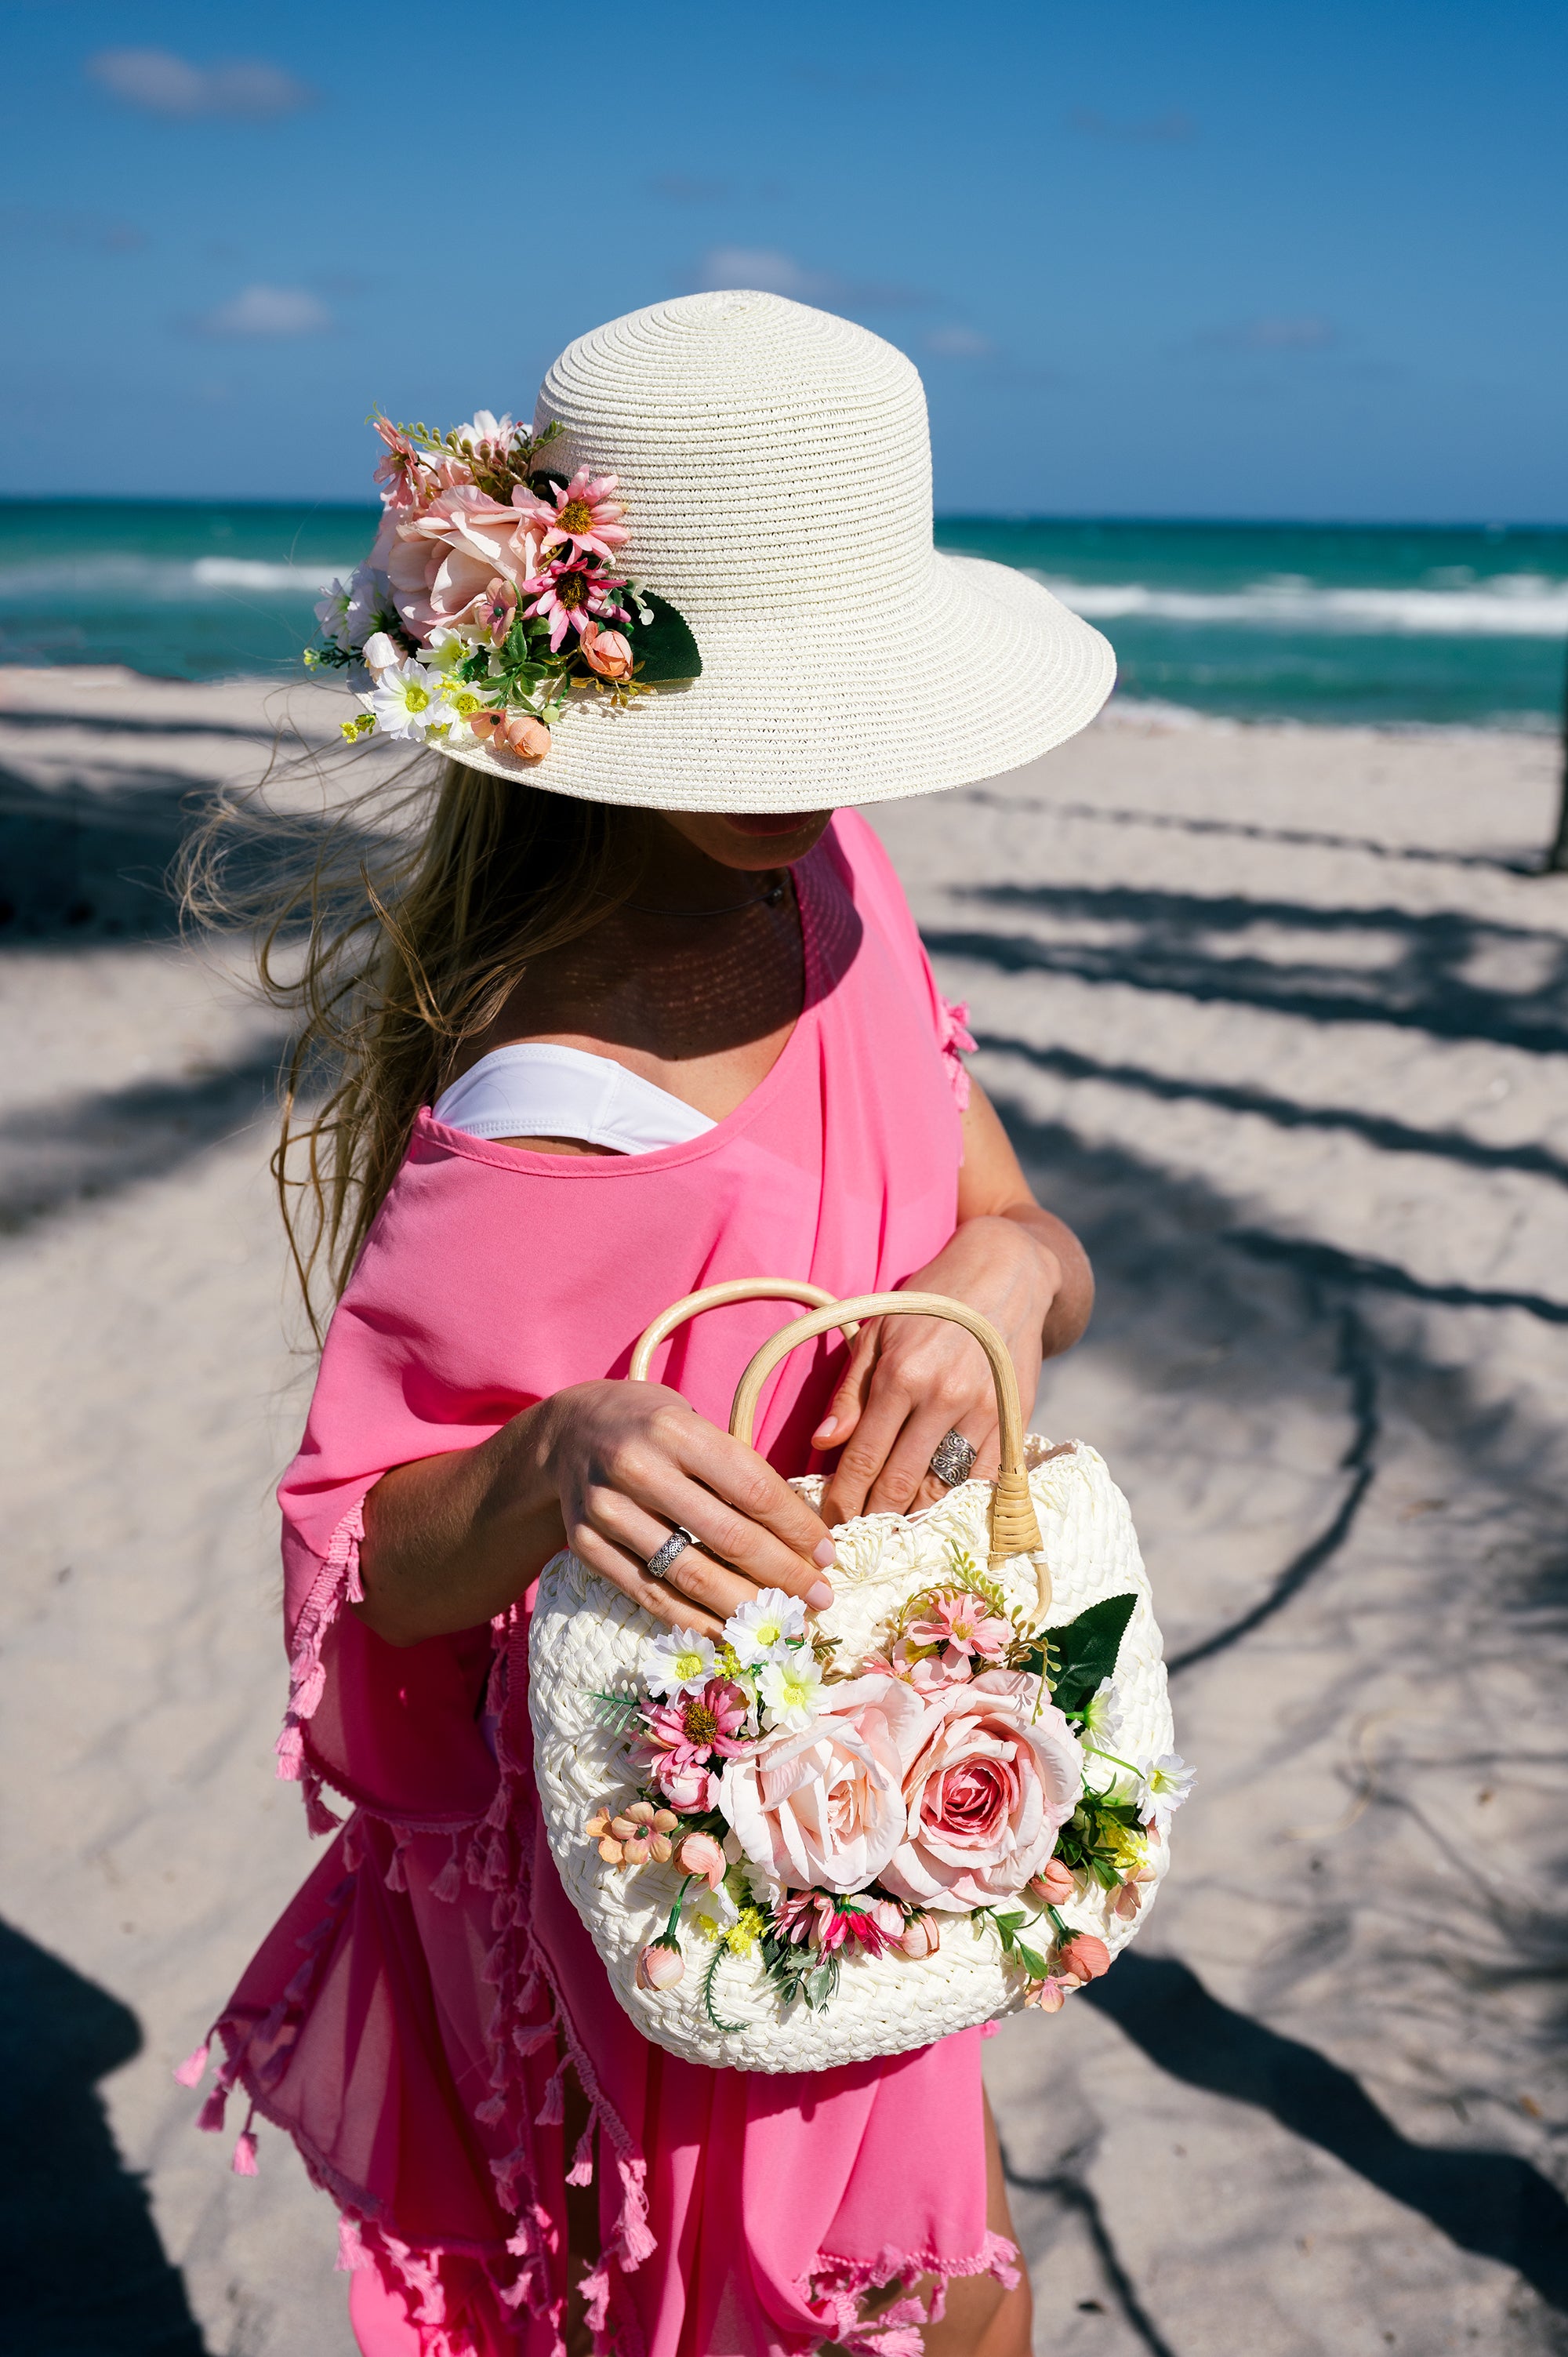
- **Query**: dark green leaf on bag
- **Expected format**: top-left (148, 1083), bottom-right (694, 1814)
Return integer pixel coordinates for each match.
top-left (1049, 1592), bottom-right (1138, 1716)
top-left (630, 590), bottom-right (702, 682)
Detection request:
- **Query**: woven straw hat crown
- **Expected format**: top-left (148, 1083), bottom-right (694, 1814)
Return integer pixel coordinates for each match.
top-left (448, 290), bottom-right (1114, 812)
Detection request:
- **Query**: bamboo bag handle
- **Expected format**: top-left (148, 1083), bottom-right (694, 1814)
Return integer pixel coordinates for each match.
top-left (731, 1292), bottom-right (1048, 1604)
top-left (627, 1279), bottom-right (861, 1384)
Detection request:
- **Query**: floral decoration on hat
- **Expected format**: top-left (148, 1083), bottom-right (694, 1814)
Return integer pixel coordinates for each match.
top-left (306, 409), bottom-right (702, 764)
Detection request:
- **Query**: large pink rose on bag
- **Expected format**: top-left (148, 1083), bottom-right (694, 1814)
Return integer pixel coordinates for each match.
top-left (881, 1669), bottom-right (1083, 1912)
top-left (719, 1673), bottom-right (925, 1895)
top-left (387, 485), bottom-right (542, 640)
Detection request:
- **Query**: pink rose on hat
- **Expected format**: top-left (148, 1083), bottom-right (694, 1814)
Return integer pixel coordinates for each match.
top-left (880, 1669), bottom-right (1083, 1912)
top-left (718, 1672), bottom-right (925, 1895)
top-left (387, 485), bottom-right (543, 642)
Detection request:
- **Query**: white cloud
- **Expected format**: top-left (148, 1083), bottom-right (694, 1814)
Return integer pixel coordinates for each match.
top-left (1202, 316), bottom-right (1338, 353)
top-left (924, 325), bottom-right (996, 359)
top-left (694, 247), bottom-right (927, 310)
top-left (87, 49), bottom-right (316, 120)
top-left (193, 285), bottom-right (332, 338)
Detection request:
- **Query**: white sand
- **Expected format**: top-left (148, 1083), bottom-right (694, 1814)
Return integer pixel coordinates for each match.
top-left (2, 670), bottom-right (1566, 2355)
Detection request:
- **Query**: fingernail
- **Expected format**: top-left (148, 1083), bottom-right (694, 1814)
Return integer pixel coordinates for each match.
top-left (808, 1579), bottom-right (835, 1611)
top-left (812, 1538), bottom-right (837, 1568)
top-left (814, 1417), bottom-right (837, 1442)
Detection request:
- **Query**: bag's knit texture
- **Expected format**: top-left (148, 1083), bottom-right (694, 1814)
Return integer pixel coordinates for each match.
top-left (531, 1434), bottom-right (1171, 2072)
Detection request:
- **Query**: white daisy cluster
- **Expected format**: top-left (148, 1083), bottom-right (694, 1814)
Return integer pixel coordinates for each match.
top-left (641, 1586), bottom-right (821, 1734)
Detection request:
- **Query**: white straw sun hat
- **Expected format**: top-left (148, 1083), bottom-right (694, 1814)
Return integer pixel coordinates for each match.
top-left (440, 291), bottom-right (1115, 812)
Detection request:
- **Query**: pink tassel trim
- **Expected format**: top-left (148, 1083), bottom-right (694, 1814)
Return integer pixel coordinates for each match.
top-left (276, 1498), bottom-right (365, 1820)
top-left (172, 2042), bottom-right (209, 2088)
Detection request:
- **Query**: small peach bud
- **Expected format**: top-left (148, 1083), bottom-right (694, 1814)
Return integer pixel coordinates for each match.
top-left (678, 1832), bottom-right (727, 1890)
top-left (636, 1941), bottom-right (684, 1992)
top-left (1029, 1858), bottom-right (1075, 1907)
top-left (597, 1838), bottom-right (625, 1865)
top-left (652, 1810), bottom-right (679, 1832)
top-left (1057, 1932), bottom-right (1112, 1985)
top-left (898, 1914), bottom-right (941, 1960)
top-left (501, 712), bottom-right (550, 760)
top-left (579, 623), bottom-right (633, 681)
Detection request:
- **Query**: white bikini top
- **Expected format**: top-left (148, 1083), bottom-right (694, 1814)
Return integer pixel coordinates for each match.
top-left (431, 1043), bottom-right (716, 1156)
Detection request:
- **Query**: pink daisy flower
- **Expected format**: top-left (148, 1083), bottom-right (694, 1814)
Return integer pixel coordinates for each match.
top-left (906, 1591), bottom-right (1011, 1662)
top-left (523, 467), bottom-right (630, 561)
top-left (522, 557), bottom-right (629, 652)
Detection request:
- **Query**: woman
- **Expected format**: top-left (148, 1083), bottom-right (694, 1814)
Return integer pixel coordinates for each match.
top-left (183, 291), bottom-right (1115, 2357)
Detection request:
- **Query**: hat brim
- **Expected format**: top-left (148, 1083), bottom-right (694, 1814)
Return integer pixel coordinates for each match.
top-left (437, 554), bottom-right (1115, 814)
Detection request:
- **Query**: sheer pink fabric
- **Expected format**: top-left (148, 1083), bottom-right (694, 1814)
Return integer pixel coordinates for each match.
top-left (183, 813), bottom-right (1014, 2355)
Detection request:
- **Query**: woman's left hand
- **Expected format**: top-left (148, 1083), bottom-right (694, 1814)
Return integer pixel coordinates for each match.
top-left (815, 1216), bottom-right (1057, 1524)
top-left (815, 1080), bottom-right (1094, 1527)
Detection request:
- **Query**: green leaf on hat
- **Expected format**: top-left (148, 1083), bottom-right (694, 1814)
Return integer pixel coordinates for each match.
top-left (1048, 1592), bottom-right (1138, 1716)
top-left (630, 590), bottom-right (702, 683)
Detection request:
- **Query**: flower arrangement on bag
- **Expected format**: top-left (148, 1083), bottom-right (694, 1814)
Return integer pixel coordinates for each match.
top-left (304, 409), bottom-right (702, 762)
top-left (582, 1542), bottom-right (1193, 2029)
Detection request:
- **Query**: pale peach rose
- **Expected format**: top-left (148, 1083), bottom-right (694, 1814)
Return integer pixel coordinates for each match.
top-left (579, 623), bottom-right (634, 681)
top-left (717, 1672), bottom-right (925, 1895)
top-left (880, 1669), bottom-right (1083, 1913)
top-left (387, 485), bottom-right (542, 642)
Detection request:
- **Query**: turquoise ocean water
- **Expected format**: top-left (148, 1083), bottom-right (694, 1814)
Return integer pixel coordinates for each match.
top-left (2, 499), bottom-right (1566, 730)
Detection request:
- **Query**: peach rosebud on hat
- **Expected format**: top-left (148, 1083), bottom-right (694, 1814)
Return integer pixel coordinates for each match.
top-left (579, 622), bottom-right (634, 681)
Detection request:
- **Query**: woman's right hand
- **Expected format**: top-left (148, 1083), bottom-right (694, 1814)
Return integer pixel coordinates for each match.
top-left (358, 1378), bottom-right (835, 1647)
top-left (539, 1379), bottom-right (837, 1637)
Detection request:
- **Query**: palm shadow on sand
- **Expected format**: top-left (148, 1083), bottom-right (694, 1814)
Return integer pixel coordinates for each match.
top-left (1085, 1956), bottom-right (1568, 2310)
top-left (0, 1919), bottom-right (209, 2354)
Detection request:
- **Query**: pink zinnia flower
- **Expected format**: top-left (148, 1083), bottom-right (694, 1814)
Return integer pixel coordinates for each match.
top-left (521, 467), bottom-right (630, 561)
top-left (522, 557), bottom-right (629, 652)
top-left (907, 1592), bottom-right (1012, 1662)
top-left (631, 1677), bottom-right (750, 1813)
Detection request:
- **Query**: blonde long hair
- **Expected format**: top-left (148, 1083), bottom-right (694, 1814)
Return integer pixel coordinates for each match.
top-left (180, 742), bottom-right (645, 1339)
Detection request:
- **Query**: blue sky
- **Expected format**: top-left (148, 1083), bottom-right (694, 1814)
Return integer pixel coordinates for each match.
top-left (1, 0), bottom-right (1563, 520)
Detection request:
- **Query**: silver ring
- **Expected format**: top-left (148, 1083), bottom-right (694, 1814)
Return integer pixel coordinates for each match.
top-left (645, 1526), bottom-right (697, 1582)
top-left (929, 1430), bottom-right (978, 1487)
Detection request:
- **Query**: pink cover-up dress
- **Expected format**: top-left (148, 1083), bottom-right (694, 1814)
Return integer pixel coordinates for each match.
top-left (183, 811), bottom-right (1012, 2357)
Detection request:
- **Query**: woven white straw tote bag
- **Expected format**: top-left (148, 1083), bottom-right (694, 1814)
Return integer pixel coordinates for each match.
top-left (529, 1282), bottom-right (1175, 2072)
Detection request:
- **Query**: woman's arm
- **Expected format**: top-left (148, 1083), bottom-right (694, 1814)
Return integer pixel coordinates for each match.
top-left (355, 1379), bottom-right (837, 1649)
top-left (816, 1078), bottom-right (1093, 1524)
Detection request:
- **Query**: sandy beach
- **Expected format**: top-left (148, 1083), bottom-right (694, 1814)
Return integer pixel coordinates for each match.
top-left (2, 666), bottom-right (1566, 2356)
